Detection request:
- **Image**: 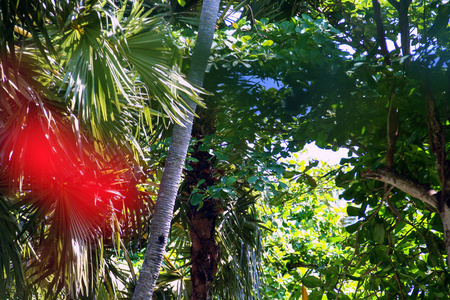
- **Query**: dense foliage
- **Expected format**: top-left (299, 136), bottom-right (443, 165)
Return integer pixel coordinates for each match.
top-left (164, 0), bottom-right (450, 298)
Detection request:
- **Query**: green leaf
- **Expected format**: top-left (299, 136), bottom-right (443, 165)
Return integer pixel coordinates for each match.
top-left (226, 176), bottom-right (237, 185)
top-left (190, 193), bottom-right (204, 206)
top-left (372, 222), bottom-right (385, 244)
top-left (262, 40), bottom-right (274, 47)
top-left (283, 171), bottom-right (299, 179)
top-left (302, 276), bottom-right (323, 288)
top-left (308, 290), bottom-right (324, 300)
top-left (416, 260), bottom-right (427, 272)
top-left (248, 176), bottom-right (258, 184)
top-left (345, 221), bottom-right (361, 233)
top-left (347, 206), bottom-right (360, 216)
top-left (322, 266), bottom-right (339, 275)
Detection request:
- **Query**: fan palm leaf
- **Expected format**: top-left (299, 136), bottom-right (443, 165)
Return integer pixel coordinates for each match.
top-left (0, 51), bottom-right (129, 297)
top-left (56, 0), bottom-right (203, 147)
top-left (1, 0), bottom-right (200, 298)
top-left (0, 195), bottom-right (26, 299)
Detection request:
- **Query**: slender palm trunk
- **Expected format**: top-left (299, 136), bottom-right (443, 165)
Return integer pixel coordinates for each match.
top-left (132, 1), bottom-right (221, 299)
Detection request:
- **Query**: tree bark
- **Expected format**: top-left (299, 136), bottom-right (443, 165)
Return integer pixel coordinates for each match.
top-left (387, 0), bottom-right (411, 56)
top-left (185, 144), bottom-right (221, 300)
top-left (363, 169), bottom-right (438, 209)
top-left (372, 0), bottom-right (390, 65)
top-left (423, 82), bottom-right (450, 268)
top-left (132, 1), bottom-right (221, 299)
top-left (190, 198), bottom-right (220, 300)
top-left (365, 79), bottom-right (450, 269)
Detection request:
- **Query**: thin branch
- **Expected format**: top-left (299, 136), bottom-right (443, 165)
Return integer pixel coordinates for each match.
top-left (336, 195), bottom-right (386, 300)
top-left (247, 5), bottom-right (262, 36)
top-left (363, 169), bottom-right (438, 209)
top-left (387, 256), bottom-right (405, 299)
top-left (386, 84), bottom-right (398, 170)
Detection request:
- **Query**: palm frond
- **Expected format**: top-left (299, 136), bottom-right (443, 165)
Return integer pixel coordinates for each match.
top-left (0, 49), bottom-right (150, 298)
top-left (0, 195), bottom-right (27, 299)
top-left (1, 1), bottom-right (196, 298)
top-left (213, 191), bottom-right (263, 300)
top-left (56, 1), bottom-right (203, 150)
top-left (119, 2), bottom-right (205, 125)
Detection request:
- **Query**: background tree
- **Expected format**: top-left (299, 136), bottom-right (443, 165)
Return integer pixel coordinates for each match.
top-left (149, 0), bottom-right (450, 298)
top-left (198, 0), bottom-right (450, 298)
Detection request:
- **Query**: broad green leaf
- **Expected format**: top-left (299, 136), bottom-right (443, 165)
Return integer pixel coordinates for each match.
top-left (262, 40), bottom-right (274, 47)
top-left (302, 276), bottom-right (323, 288)
top-left (372, 222), bottom-right (385, 244)
top-left (190, 193), bottom-right (204, 206)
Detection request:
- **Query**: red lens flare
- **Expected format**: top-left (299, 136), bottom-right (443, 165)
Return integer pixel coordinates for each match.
top-left (17, 116), bottom-right (60, 179)
top-left (3, 108), bottom-right (127, 238)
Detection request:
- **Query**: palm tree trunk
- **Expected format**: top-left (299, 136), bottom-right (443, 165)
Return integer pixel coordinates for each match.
top-left (185, 143), bottom-right (221, 300)
top-left (131, 1), bottom-right (221, 299)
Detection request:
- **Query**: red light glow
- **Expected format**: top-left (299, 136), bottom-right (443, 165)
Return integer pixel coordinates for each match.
top-left (4, 107), bottom-right (126, 239)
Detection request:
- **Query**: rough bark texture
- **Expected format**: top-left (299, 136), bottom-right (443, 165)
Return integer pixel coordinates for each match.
top-left (185, 145), bottom-right (220, 300)
top-left (132, 1), bottom-right (221, 299)
top-left (386, 85), bottom-right (398, 171)
top-left (190, 199), bottom-right (220, 300)
top-left (367, 0), bottom-right (450, 270)
top-left (424, 82), bottom-right (450, 268)
top-left (132, 112), bottom-right (196, 300)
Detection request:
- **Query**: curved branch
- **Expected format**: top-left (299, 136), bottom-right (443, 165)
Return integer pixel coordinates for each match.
top-left (363, 169), bottom-right (438, 209)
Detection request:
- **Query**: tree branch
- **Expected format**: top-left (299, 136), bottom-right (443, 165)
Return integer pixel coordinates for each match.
top-left (363, 169), bottom-right (438, 209)
top-left (372, 0), bottom-right (391, 65)
top-left (387, 0), bottom-right (411, 56)
top-left (386, 0), bottom-right (400, 10)
top-left (386, 84), bottom-right (398, 170)
top-left (423, 80), bottom-right (450, 209)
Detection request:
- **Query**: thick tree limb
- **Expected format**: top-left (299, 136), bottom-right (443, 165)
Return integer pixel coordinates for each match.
top-left (421, 63), bottom-right (450, 271)
top-left (364, 169), bottom-right (438, 209)
top-left (387, 0), bottom-right (411, 56)
top-left (424, 84), bottom-right (448, 188)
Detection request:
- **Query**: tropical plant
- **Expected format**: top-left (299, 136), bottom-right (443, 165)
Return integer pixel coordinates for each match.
top-left (259, 157), bottom-right (352, 299)
top-left (132, 0), bottom-right (221, 299)
top-left (0, 0), bottom-right (200, 298)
